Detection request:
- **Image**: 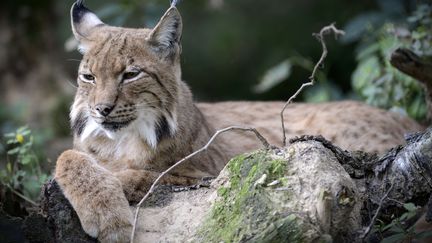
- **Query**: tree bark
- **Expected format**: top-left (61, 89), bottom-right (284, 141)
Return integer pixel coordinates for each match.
top-left (39, 180), bottom-right (97, 243)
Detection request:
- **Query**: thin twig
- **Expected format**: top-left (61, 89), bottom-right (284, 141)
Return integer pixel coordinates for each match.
top-left (280, 23), bottom-right (345, 146)
top-left (360, 181), bottom-right (395, 240)
top-left (6, 184), bottom-right (38, 207)
top-left (130, 126), bottom-right (271, 242)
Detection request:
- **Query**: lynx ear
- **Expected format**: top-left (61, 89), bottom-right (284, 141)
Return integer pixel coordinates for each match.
top-left (70, 0), bottom-right (104, 53)
top-left (147, 7), bottom-right (182, 56)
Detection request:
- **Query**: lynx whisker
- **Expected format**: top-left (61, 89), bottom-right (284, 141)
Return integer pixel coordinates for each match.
top-left (133, 102), bottom-right (162, 108)
top-left (65, 79), bottom-right (78, 89)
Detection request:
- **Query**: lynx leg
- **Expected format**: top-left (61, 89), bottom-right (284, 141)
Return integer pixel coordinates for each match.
top-left (55, 150), bottom-right (133, 243)
top-left (114, 169), bottom-right (199, 203)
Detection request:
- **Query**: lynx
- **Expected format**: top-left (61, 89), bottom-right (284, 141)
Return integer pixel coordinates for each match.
top-left (55, 1), bottom-right (425, 242)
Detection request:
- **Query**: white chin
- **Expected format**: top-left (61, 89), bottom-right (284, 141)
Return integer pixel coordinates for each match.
top-left (80, 118), bottom-right (119, 141)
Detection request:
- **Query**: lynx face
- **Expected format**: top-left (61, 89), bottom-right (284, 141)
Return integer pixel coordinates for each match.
top-left (70, 1), bottom-right (183, 148)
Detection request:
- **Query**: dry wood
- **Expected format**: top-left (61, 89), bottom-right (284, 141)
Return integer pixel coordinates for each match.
top-left (280, 23), bottom-right (345, 146)
top-left (390, 48), bottom-right (432, 85)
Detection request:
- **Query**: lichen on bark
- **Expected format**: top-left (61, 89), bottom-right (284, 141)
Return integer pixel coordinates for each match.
top-left (198, 150), bottom-right (307, 242)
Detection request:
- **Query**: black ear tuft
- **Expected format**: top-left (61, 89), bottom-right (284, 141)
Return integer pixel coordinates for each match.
top-left (72, 0), bottom-right (91, 24)
top-left (76, 0), bottom-right (84, 7)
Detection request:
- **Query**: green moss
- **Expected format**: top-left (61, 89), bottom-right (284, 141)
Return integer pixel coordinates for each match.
top-left (197, 150), bottom-right (306, 242)
top-left (268, 158), bottom-right (287, 180)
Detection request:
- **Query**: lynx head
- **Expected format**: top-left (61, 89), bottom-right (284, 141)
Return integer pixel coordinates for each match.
top-left (70, 0), bottom-right (183, 148)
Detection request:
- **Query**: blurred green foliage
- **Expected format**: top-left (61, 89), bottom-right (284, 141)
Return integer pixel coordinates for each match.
top-left (253, 52), bottom-right (343, 103)
top-left (252, 0), bottom-right (431, 120)
top-left (1, 127), bottom-right (50, 202)
top-left (0, 104), bottom-right (52, 206)
top-left (348, 3), bottom-right (431, 121)
top-left (374, 203), bottom-right (432, 242)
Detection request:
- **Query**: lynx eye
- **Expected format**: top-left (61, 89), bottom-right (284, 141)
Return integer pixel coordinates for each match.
top-left (79, 74), bottom-right (96, 83)
top-left (122, 70), bottom-right (144, 83)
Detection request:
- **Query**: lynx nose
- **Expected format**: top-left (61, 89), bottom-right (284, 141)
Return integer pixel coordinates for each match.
top-left (95, 103), bottom-right (114, 117)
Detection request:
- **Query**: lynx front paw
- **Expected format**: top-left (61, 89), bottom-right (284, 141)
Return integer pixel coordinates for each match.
top-left (98, 210), bottom-right (133, 243)
top-left (55, 149), bottom-right (134, 243)
top-left (79, 204), bottom-right (133, 243)
top-left (78, 180), bottom-right (134, 243)
top-left (77, 192), bottom-right (133, 243)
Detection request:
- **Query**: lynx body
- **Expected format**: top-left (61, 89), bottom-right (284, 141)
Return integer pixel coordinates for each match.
top-left (55, 1), bottom-right (424, 242)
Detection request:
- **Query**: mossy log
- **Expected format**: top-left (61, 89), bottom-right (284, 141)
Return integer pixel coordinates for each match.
top-left (21, 128), bottom-right (432, 242)
top-left (197, 141), bottom-right (361, 242)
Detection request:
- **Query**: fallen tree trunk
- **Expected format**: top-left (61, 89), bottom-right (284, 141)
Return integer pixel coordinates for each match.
top-left (197, 140), bottom-right (361, 242)
top-left (23, 127), bottom-right (430, 242)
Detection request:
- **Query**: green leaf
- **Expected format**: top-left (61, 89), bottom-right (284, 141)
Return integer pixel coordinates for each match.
top-left (20, 130), bottom-right (31, 136)
top-left (38, 174), bottom-right (49, 184)
top-left (20, 156), bottom-right (32, 165)
top-left (403, 203), bottom-right (417, 212)
top-left (6, 140), bottom-right (17, 144)
top-left (7, 147), bottom-right (20, 155)
top-left (412, 31), bottom-right (427, 40)
top-left (17, 126), bottom-right (28, 133)
top-left (6, 163), bottom-right (12, 173)
top-left (405, 211), bottom-right (418, 220)
top-left (4, 133), bottom-right (15, 138)
top-left (254, 59), bottom-right (292, 93)
top-left (352, 56), bottom-right (381, 92)
top-left (382, 221), bottom-right (396, 231)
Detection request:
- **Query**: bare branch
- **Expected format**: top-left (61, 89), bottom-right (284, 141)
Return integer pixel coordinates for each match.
top-left (390, 48), bottom-right (432, 122)
top-left (280, 23), bottom-right (345, 146)
top-left (360, 180), bottom-right (395, 240)
top-left (390, 48), bottom-right (432, 85)
top-left (130, 126), bottom-right (271, 242)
